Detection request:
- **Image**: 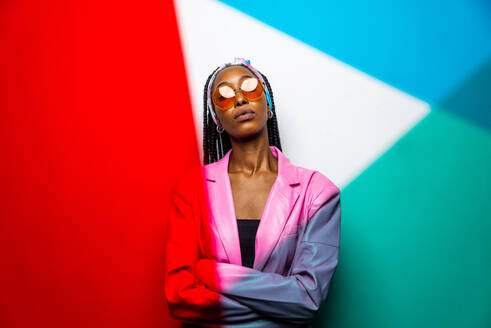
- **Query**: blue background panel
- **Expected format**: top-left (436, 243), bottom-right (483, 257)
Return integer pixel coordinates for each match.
top-left (218, 0), bottom-right (491, 105)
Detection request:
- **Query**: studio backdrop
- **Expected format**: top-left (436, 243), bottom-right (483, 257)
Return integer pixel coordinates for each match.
top-left (1, 0), bottom-right (490, 327)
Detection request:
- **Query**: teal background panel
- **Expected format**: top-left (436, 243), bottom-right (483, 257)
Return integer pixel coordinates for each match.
top-left (314, 110), bottom-right (491, 327)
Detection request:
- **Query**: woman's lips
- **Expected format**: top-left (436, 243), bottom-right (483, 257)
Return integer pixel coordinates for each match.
top-left (234, 108), bottom-right (256, 122)
top-left (234, 112), bottom-right (255, 122)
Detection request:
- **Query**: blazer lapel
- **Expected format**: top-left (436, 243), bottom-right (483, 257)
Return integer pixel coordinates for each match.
top-left (204, 149), bottom-right (242, 265)
top-left (254, 146), bottom-right (301, 270)
top-left (203, 146), bottom-right (301, 270)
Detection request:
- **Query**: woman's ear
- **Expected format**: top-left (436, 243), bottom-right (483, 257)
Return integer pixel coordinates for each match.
top-left (214, 110), bottom-right (221, 126)
top-left (215, 117), bottom-right (224, 133)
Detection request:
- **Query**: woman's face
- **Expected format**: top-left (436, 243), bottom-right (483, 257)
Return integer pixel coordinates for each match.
top-left (211, 65), bottom-right (269, 139)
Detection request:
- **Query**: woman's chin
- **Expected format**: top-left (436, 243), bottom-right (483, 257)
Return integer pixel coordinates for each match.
top-left (229, 123), bottom-right (266, 141)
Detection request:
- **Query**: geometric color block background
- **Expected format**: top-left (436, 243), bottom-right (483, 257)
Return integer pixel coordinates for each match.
top-left (1, 0), bottom-right (489, 327)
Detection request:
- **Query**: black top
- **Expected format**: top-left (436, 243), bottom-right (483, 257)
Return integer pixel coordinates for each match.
top-left (236, 219), bottom-right (261, 268)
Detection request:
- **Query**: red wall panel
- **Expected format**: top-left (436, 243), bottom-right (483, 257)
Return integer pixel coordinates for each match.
top-left (0, 1), bottom-right (197, 326)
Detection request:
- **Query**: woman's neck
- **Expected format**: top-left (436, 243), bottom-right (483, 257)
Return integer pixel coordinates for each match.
top-left (228, 132), bottom-right (277, 176)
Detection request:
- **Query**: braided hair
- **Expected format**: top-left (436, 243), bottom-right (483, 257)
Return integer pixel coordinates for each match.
top-left (202, 64), bottom-right (282, 164)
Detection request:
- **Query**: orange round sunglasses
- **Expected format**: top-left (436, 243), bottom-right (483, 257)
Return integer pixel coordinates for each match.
top-left (212, 77), bottom-right (265, 111)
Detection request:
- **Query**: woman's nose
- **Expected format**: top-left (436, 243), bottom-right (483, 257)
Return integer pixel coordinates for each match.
top-left (234, 90), bottom-right (248, 107)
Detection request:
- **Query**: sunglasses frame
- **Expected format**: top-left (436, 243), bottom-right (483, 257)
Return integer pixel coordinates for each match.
top-left (212, 77), bottom-right (265, 111)
top-left (206, 58), bottom-right (273, 126)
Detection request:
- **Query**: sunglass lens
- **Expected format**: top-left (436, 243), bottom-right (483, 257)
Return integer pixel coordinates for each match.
top-left (241, 78), bottom-right (263, 101)
top-left (213, 86), bottom-right (235, 110)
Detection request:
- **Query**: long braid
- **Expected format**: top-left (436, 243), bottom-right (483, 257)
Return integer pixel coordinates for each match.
top-left (202, 65), bottom-right (282, 164)
top-left (202, 74), bottom-right (210, 164)
top-left (259, 70), bottom-right (282, 152)
top-left (203, 67), bottom-right (219, 164)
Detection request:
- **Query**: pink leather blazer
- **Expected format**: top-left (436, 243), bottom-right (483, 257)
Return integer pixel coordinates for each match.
top-left (165, 146), bottom-right (341, 328)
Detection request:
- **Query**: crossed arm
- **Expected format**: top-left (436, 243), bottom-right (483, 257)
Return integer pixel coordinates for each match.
top-left (164, 186), bottom-right (265, 327)
top-left (164, 174), bottom-right (341, 327)
top-left (195, 192), bottom-right (341, 326)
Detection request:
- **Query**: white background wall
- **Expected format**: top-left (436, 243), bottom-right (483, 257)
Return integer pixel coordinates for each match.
top-left (174, 0), bottom-right (429, 188)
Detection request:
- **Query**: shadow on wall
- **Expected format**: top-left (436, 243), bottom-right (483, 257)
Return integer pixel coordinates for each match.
top-left (439, 56), bottom-right (491, 133)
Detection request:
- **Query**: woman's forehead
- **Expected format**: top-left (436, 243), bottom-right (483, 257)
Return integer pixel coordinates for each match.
top-left (212, 65), bottom-right (254, 88)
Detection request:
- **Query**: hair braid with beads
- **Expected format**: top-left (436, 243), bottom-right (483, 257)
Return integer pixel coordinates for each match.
top-left (202, 64), bottom-right (282, 164)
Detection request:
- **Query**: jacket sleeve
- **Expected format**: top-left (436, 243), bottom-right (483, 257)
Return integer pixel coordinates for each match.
top-left (195, 176), bottom-right (341, 326)
top-left (164, 171), bottom-right (267, 326)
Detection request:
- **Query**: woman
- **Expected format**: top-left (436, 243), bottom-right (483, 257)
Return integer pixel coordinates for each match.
top-left (165, 58), bottom-right (341, 328)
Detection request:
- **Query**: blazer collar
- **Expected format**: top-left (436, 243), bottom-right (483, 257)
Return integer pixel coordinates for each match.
top-left (205, 146), bottom-right (300, 186)
top-left (204, 146), bottom-right (301, 270)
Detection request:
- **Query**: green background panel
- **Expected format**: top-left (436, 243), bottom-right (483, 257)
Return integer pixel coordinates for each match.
top-left (314, 110), bottom-right (491, 327)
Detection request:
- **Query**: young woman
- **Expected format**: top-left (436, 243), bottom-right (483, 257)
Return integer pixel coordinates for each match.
top-left (165, 58), bottom-right (341, 328)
